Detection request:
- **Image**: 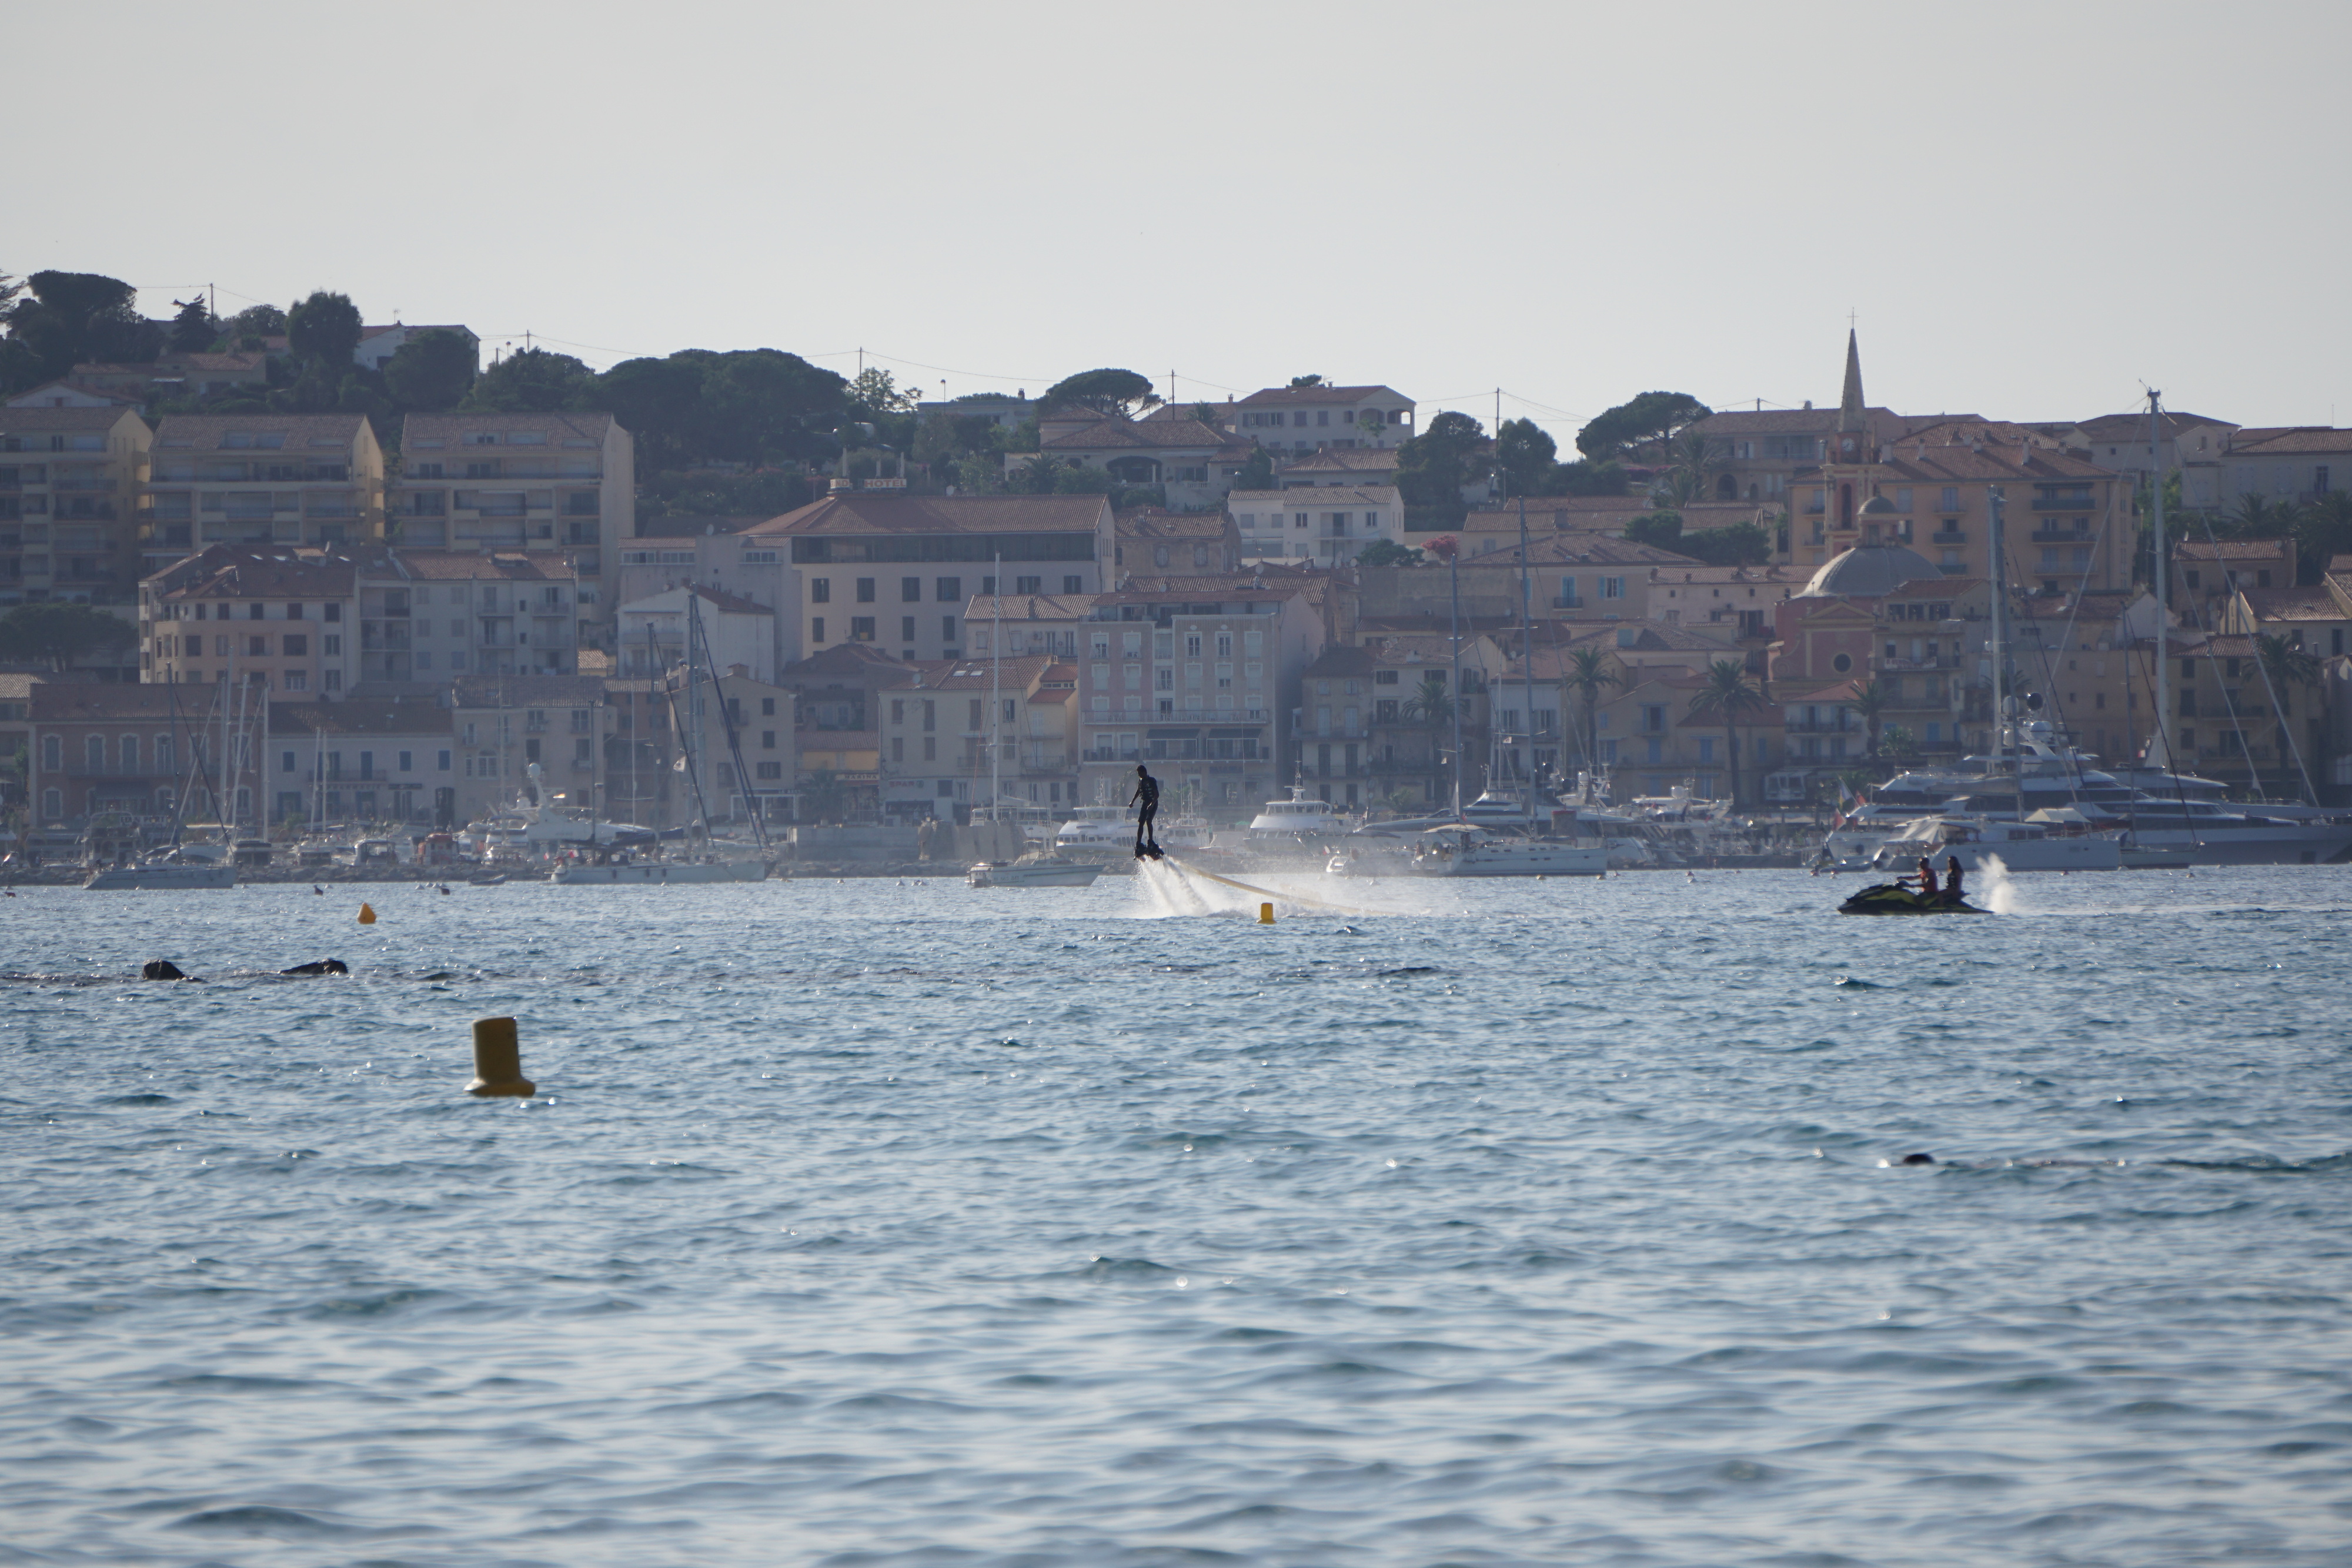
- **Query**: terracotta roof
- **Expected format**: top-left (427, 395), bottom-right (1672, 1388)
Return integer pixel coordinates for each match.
top-left (2223, 426), bottom-right (2352, 456)
top-left (620, 584), bottom-right (772, 617)
top-left (1302, 644), bottom-right (1378, 677)
top-left (2070, 411), bottom-right (2233, 443)
top-left (780, 643), bottom-right (910, 677)
top-left (1458, 536), bottom-right (1702, 569)
top-left (1235, 385), bottom-right (1408, 407)
top-left (1229, 486), bottom-right (1398, 507)
top-left (1117, 510), bottom-right (1234, 538)
top-left (30, 683), bottom-right (204, 721)
top-left (1042, 416), bottom-right (1230, 452)
top-left (269, 697), bottom-right (452, 737)
top-left (881, 653), bottom-right (1059, 692)
top-left (2237, 587), bottom-right (2344, 621)
top-left (403, 411), bottom-right (614, 442)
top-left (156, 352), bottom-right (269, 373)
top-left (375, 550), bottom-right (573, 582)
top-left (4, 380), bottom-right (143, 408)
top-left (966, 593), bottom-right (1101, 621)
top-left (153, 546), bottom-right (358, 600)
top-left (152, 414), bottom-right (372, 451)
top-left (1858, 443), bottom-right (2118, 483)
top-left (0, 406), bottom-right (143, 433)
top-left (749, 493), bottom-right (1108, 537)
top-left (1277, 448), bottom-right (1399, 474)
top-left (2176, 537), bottom-right (2293, 563)
top-left (1689, 406), bottom-right (1901, 435)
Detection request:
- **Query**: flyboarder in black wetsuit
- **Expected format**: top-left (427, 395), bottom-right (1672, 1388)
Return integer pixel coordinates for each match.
top-left (1131, 764), bottom-right (1162, 858)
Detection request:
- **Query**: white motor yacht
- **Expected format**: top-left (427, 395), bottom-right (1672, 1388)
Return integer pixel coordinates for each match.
top-left (967, 851), bottom-right (1104, 888)
top-left (1867, 812), bottom-right (2123, 873)
top-left (83, 850), bottom-right (237, 891)
top-left (1330, 825), bottom-right (1604, 878)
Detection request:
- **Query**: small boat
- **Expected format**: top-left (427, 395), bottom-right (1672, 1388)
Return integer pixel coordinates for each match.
top-left (550, 857), bottom-right (767, 885)
top-left (83, 854), bottom-right (238, 891)
top-left (1330, 825), bottom-right (1605, 878)
top-left (467, 870), bottom-right (510, 887)
top-left (1836, 882), bottom-right (1989, 915)
top-left (968, 852), bottom-right (1103, 888)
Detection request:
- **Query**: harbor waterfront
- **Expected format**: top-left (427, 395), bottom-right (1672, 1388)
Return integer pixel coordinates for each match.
top-left (5, 868), bottom-right (2351, 1567)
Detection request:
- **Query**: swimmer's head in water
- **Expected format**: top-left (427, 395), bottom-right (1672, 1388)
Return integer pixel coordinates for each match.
top-left (1900, 1152), bottom-right (1936, 1165)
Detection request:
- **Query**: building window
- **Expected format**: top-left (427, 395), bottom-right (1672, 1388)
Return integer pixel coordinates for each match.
top-left (901, 576), bottom-right (921, 602)
top-left (936, 576), bottom-right (961, 603)
top-left (901, 616), bottom-right (917, 643)
top-left (811, 617), bottom-right (826, 643)
top-left (283, 634), bottom-right (306, 656)
top-left (942, 616), bottom-right (957, 642)
top-left (856, 578), bottom-right (876, 603)
top-left (850, 617), bottom-right (876, 642)
top-left (1016, 576), bottom-right (1042, 594)
top-left (811, 578), bottom-right (830, 603)
top-left (1063, 575), bottom-right (1083, 594)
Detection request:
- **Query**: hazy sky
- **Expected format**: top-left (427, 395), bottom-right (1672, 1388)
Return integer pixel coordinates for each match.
top-left (9, 1), bottom-right (2348, 440)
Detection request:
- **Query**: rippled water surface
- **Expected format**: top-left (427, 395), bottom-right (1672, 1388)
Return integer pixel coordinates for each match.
top-left (5, 865), bottom-right (2351, 1567)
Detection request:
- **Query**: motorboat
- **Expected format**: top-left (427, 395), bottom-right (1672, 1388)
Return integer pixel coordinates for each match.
top-left (1837, 882), bottom-right (1990, 915)
top-left (1329, 825), bottom-right (1605, 878)
top-left (967, 851), bottom-right (1104, 888)
top-left (84, 851), bottom-right (236, 890)
top-left (550, 854), bottom-right (767, 884)
top-left (1867, 811), bottom-right (2122, 873)
top-left (1246, 786), bottom-right (1351, 838)
top-left (1054, 803), bottom-right (1208, 854)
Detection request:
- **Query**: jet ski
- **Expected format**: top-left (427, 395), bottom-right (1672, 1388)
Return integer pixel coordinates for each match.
top-left (1836, 881), bottom-right (1989, 915)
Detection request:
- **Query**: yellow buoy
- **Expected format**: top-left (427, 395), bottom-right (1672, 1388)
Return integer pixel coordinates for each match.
top-left (358, 902), bottom-right (377, 924)
top-left (1259, 901), bottom-right (1275, 925)
top-left (466, 1016), bottom-right (536, 1097)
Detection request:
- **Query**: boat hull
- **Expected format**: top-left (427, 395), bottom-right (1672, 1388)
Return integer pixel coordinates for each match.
top-left (550, 860), bottom-right (767, 884)
top-left (82, 864), bottom-right (238, 890)
top-left (1836, 882), bottom-right (1990, 915)
top-left (967, 860), bottom-right (1103, 888)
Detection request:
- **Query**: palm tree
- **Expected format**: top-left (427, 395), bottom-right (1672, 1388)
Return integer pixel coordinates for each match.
top-left (1562, 646), bottom-right (1621, 778)
top-left (1401, 673), bottom-right (1454, 805)
top-left (1649, 427), bottom-right (1724, 509)
top-left (1688, 658), bottom-right (1769, 807)
top-left (1852, 678), bottom-right (1890, 758)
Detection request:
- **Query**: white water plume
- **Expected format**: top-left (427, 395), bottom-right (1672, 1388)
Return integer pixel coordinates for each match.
top-left (1976, 854), bottom-right (2021, 914)
top-left (1128, 858), bottom-right (1452, 920)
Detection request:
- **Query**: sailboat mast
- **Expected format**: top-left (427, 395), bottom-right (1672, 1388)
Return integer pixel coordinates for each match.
top-left (2149, 389), bottom-right (2169, 774)
top-left (1989, 484), bottom-right (2008, 779)
top-left (990, 551), bottom-right (1002, 813)
top-left (1516, 494), bottom-right (1536, 827)
top-left (1448, 546), bottom-right (1463, 818)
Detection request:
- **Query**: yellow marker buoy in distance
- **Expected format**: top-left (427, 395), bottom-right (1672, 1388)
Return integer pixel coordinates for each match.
top-left (358, 902), bottom-right (377, 924)
top-left (466, 1017), bottom-right (536, 1097)
top-left (1259, 901), bottom-right (1275, 925)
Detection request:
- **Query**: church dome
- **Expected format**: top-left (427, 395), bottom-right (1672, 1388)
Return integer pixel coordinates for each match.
top-left (1799, 540), bottom-right (1942, 598)
top-left (1857, 493), bottom-right (1899, 518)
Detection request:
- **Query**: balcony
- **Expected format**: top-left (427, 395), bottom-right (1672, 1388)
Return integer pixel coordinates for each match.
top-left (2031, 494), bottom-right (2097, 511)
top-left (1551, 596), bottom-right (1583, 610)
top-left (1930, 530), bottom-right (1966, 545)
top-left (1784, 717), bottom-right (1857, 734)
top-left (2029, 527), bottom-right (2092, 544)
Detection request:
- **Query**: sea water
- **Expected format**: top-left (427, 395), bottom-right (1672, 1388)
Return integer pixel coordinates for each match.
top-left (4, 866), bottom-right (2350, 1567)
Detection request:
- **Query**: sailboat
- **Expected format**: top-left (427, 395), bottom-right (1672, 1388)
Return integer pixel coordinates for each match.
top-left (552, 593), bottom-right (769, 884)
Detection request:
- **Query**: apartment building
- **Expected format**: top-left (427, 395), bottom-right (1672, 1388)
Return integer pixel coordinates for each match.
top-left (1114, 509), bottom-right (1241, 574)
top-left (0, 407), bottom-right (153, 605)
top-left (391, 412), bottom-right (633, 626)
top-left (362, 551), bottom-right (583, 683)
top-left (23, 682), bottom-right (201, 825)
top-left (145, 414), bottom-right (385, 565)
top-left (876, 654), bottom-right (1076, 820)
top-left (617, 586), bottom-right (775, 681)
top-left (751, 493), bottom-right (1114, 667)
top-left (777, 642), bottom-right (899, 821)
top-left (1227, 385), bottom-right (1416, 453)
top-left (141, 545), bottom-right (360, 697)
top-left (1069, 578), bottom-right (1327, 817)
top-left (2213, 426), bottom-right (2352, 506)
top-left (268, 697), bottom-right (455, 827)
top-left (1025, 414), bottom-right (1249, 511)
top-left (449, 673), bottom-right (608, 824)
top-left (1227, 486), bottom-right (1403, 567)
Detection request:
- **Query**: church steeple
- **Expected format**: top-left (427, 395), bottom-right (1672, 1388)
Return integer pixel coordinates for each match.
top-left (1837, 327), bottom-right (1866, 434)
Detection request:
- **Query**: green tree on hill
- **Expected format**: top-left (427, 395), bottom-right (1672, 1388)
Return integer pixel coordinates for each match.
top-left (1576, 390), bottom-right (1711, 462)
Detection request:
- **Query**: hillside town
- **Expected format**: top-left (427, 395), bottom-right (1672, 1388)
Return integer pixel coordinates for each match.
top-left (5, 270), bottom-right (2352, 873)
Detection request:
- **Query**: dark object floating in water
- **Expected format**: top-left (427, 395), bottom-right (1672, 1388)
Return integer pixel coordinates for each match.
top-left (141, 959), bottom-right (188, 981)
top-left (1900, 1152), bottom-right (1937, 1165)
top-left (312, 885), bottom-right (325, 895)
top-left (280, 959), bottom-right (349, 977)
top-left (1378, 965), bottom-right (1441, 977)
top-left (1836, 882), bottom-right (1989, 916)
top-left (422, 971), bottom-right (456, 981)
